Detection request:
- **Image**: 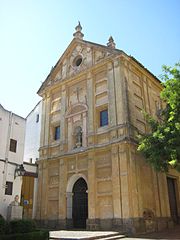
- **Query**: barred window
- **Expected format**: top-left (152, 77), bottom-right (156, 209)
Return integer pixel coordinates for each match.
top-left (9, 139), bottom-right (17, 153)
top-left (5, 182), bottom-right (13, 195)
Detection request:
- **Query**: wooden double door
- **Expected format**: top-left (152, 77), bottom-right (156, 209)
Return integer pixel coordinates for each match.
top-left (72, 178), bottom-right (88, 229)
top-left (21, 176), bottom-right (35, 219)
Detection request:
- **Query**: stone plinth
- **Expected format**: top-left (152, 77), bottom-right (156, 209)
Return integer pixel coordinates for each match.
top-left (7, 205), bottom-right (23, 220)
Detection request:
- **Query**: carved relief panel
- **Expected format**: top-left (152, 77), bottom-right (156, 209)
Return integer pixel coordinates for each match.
top-left (51, 90), bottom-right (61, 114)
top-left (68, 81), bottom-right (87, 106)
top-left (95, 71), bottom-right (108, 107)
top-left (68, 44), bottom-right (92, 77)
top-left (50, 43), bottom-right (111, 85)
top-left (95, 50), bottom-right (109, 64)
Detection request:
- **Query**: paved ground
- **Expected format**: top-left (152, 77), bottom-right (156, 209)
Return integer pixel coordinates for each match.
top-left (49, 225), bottom-right (180, 240)
top-left (126, 225), bottom-right (180, 240)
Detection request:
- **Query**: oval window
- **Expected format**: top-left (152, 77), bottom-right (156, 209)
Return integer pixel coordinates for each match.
top-left (73, 56), bottom-right (82, 67)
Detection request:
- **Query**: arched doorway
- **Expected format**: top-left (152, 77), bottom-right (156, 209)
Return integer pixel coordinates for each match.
top-left (72, 178), bottom-right (88, 228)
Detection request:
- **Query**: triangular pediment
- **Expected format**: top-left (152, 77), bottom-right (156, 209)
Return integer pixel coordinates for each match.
top-left (37, 38), bottom-right (122, 95)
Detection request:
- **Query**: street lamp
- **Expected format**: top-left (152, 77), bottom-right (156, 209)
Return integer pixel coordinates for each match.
top-left (14, 164), bottom-right (26, 179)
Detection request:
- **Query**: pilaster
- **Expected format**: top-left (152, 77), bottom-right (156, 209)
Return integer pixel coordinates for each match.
top-left (60, 85), bottom-right (66, 150)
top-left (128, 148), bottom-right (140, 218)
top-left (111, 145), bottom-right (122, 218)
top-left (88, 150), bottom-right (96, 219)
top-left (41, 160), bottom-right (49, 220)
top-left (35, 161), bottom-right (43, 219)
top-left (157, 172), bottom-right (170, 217)
top-left (87, 72), bottom-right (94, 145)
top-left (40, 96), bottom-right (46, 147)
top-left (67, 118), bottom-right (73, 150)
top-left (44, 93), bottom-right (51, 146)
top-left (113, 59), bottom-right (126, 124)
top-left (119, 144), bottom-right (130, 218)
top-left (107, 62), bottom-right (117, 127)
top-left (59, 158), bottom-right (67, 220)
top-left (82, 112), bottom-right (87, 147)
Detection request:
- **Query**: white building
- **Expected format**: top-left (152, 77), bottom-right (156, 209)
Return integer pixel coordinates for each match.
top-left (0, 104), bottom-right (26, 219)
top-left (23, 100), bottom-right (42, 164)
top-left (22, 100), bottom-right (42, 218)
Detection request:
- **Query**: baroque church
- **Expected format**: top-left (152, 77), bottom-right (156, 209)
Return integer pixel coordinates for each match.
top-left (35, 23), bottom-right (180, 234)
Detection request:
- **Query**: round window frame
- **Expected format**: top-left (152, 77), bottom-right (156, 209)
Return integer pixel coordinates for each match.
top-left (73, 55), bottom-right (83, 67)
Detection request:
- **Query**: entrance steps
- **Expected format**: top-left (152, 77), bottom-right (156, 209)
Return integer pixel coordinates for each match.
top-left (49, 230), bottom-right (125, 240)
top-left (99, 234), bottom-right (125, 240)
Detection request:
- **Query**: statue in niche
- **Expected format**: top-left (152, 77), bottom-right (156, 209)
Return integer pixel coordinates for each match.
top-left (74, 126), bottom-right (82, 148)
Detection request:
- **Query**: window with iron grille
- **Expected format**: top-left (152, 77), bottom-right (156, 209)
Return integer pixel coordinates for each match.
top-left (36, 114), bottom-right (39, 123)
top-left (9, 139), bottom-right (17, 152)
top-left (5, 181), bottom-right (13, 195)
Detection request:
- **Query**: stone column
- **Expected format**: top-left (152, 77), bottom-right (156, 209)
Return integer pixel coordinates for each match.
top-left (87, 72), bottom-right (94, 146)
top-left (87, 150), bottom-right (97, 229)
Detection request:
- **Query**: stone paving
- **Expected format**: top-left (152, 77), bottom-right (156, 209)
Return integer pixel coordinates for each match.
top-left (49, 225), bottom-right (180, 240)
top-left (125, 224), bottom-right (180, 240)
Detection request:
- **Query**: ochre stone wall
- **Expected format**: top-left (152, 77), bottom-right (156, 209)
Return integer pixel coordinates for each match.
top-left (36, 38), bottom-right (180, 233)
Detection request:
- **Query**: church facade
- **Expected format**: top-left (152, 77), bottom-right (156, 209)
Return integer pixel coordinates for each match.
top-left (35, 23), bottom-right (180, 234)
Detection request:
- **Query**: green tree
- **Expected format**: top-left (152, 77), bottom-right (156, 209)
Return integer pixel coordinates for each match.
top-left (138, 62), bottom-right (180, 172)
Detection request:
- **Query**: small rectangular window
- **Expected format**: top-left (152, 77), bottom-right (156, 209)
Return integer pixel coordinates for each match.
top-left (5, 181), bottom-right (13, 195)
top-left (36, 114), bottom-right (39, 123)
top-left (54, 126), bottom-right (60, 140)
top-left (9, 139), bottom-right (17, 152)
top-left (100, 109), bottom-right (108, 127)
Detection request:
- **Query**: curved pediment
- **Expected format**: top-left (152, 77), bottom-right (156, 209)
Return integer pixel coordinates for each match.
top-left (66, 103), bottom-right (87, 117)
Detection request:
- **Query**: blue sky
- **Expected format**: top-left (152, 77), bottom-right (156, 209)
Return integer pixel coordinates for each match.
top-left (0, 0), bottom-right (179, 117)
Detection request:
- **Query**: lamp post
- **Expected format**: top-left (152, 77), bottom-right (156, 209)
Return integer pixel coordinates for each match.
top-left (14, 164), bottom-right (26, 179)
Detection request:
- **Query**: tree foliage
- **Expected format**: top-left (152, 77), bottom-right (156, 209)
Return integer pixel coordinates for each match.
top-left (138, 62), bottom-right (180, 172)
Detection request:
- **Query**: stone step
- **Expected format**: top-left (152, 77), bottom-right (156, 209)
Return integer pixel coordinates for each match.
top-left (49, 230), bottom-right (125, 240)
top-left (98, 234), bottom-right (125, 240)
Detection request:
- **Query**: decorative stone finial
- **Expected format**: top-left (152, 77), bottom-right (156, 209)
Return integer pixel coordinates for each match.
top-left (73, 21), bottom-right (84, 39)
top-left (107, 36), bottom-right (116, 49)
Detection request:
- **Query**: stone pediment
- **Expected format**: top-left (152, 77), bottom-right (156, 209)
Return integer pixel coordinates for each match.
top-left (37, 38), bottom-right (121, 96)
